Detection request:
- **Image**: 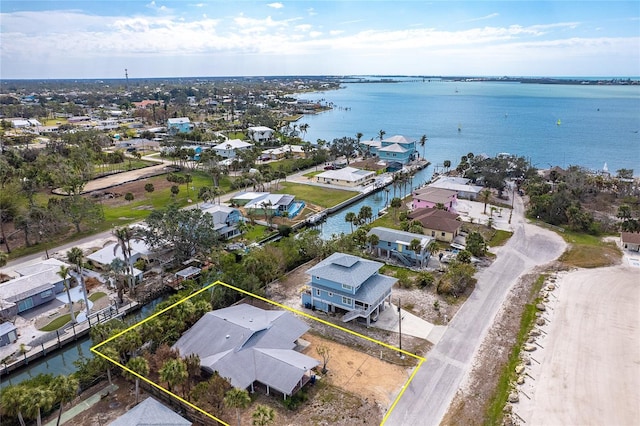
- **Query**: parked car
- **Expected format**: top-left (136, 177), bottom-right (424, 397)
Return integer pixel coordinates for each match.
top-left (324, 164), bottom-right (336, 170)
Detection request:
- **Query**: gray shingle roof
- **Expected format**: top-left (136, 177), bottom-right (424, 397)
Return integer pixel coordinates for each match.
top-left (109, 397), bottom-right (191, 426)
top-left (173, 304), bottom-right (318, 395)
top-left (307, 252), bottom-right (384, 288)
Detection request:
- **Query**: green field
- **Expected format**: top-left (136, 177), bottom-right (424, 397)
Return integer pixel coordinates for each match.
top-left (273, 182), bottom-right (357, 208)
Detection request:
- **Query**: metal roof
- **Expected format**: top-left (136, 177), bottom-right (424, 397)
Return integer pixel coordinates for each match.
top-left (307, 252), bottom-right (384, 288)
top-left (354, 274), bottom-right (396, 305)
top-left (173, 304), bottom-right (318, 395)
top-left (109, 397), bottom-right (191, 426)
top-left (367, 227), bottom-right (432, 247)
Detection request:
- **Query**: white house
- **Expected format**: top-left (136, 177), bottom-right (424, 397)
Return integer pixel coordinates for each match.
top-left (212, 139), bottom-right (254, 158)
top-left (315, 167), bottom-right (375, 188)
top-left (248, 126), bottom-right (275, 143)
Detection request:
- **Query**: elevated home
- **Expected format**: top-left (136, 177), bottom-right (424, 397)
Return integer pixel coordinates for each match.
top-left (411, 187), bottom-right (458, 212)
top-left (173, 304), bottom-right (319, 400)
top-left (302, 253), bottom-right (396, 325)
top-left (367, 227), bottom-right (434, 268)
top-left (212, 138), bottom-right (254, 158)
top-left (167, 117), bottom-right (193, 134)
top-left (200, 203), bottom-right (244, 240)
top-left (621, 232), bottom-right (640, 252)
top-left (315, 167), bottom-right (375, 188)
top-left (408, 208), bottom-right (462, 243)
top-left (359, 139), bottom-right (382, 157)
top-left (429, 176), bottom-right (483, 200)
top-left (0, 259), bottom-right (70, 318)
top-left (248, 126), bottom-right (275, 143)
top-left (109, 397), bottom-right (191, 426)
top-left (86, 239), bottom-right (163, 281)
top-left (378, 135), bottom-right (417, 166)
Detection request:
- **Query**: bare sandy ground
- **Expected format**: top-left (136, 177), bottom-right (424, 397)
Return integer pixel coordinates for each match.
top-left (516, 265), bottom-right (640, 426)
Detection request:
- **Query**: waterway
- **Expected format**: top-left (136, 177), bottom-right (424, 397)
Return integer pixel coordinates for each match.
top-left (0, 296), bottom-right (166, 389)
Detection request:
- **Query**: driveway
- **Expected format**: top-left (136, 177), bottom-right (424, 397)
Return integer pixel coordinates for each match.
top-left (385, 194), bottom-right (566, 426)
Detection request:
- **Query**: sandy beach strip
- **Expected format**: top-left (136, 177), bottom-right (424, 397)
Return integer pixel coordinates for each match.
top-left (514, 265), bottom-right (640, 426)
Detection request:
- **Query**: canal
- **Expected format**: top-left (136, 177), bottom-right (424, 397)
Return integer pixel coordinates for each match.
top-left (317, 163), bottom-right (434, 239)
top-left (0, 296), bottom-right (166, 389)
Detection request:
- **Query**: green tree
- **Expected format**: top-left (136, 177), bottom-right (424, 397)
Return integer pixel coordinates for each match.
top-left (390, 197), bottom-right (402, 219)
top-left (144, 182), bottom-right (155, 196)
top-left (443, 160), bottom-right (451, 172)
top-left (367, 233), bottom-right (380, 255)
top-left (51, 374), bottom-right (79, 426)
top-left (124, 192), bottom-right (134, 202)
top-left (419, 134), bottom-right (427, 159)
top-left (23, 385), bottom-right (55, 426)
top-left (252, 404), bottom-right (276, 426)
top-left (1, 384), bottom-right (28, 426)
top-left (465, 232), bottom-right (486, 257)
top-left (358, 205), bottom-right (373, 225)
top-left (125, 357), bottom-right (150, 404)
top-left (456, 249), bottom-right (472, 263)
top-left (114, 226), bottom-right (136, 294)
top-left (190, 373), bottom-right (232, 415)
top-left (160, 358), bottom-right (188, 396)
top-left (345, 211), bottom-right (357, 233)
top-left (66, 247), bottom-right (91, 318)
top-left (170, 184), bottom-right (180, 197)
top-left (57, 266), bottom-right (76, 324)
top-left (479, 189), bottom-right (492, 214)
top-left (417, 271), bottom-right (435, 288)
top-left (224, 388), bottom-right (251, 426)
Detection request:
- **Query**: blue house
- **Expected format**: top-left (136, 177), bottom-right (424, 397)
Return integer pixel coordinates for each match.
top-left (377, 135), bottom-right (417, 167)
top-left (366, 227), bottom-right (434, 268)
top-left (302, 253), bottom-right (396, 325)
top-left (167, 117), bottom-right (193, 134)
top-left (200, 204), bottom-right (244, 240)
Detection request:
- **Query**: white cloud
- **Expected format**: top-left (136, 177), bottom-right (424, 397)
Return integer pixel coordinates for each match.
top-left (307, 8), bottom-right (317, 16)
top-left (309, 31), bottom-right (322, 38)
top-left (458, 13), bottom-right (499, 24)
top-left (267, 2), bottom-right (284, 9)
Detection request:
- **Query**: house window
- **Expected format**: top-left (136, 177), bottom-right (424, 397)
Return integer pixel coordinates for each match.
top-left (342, 284), bottom-right (352, 291)
top-left (431, 231), bottom-right (436, 237)
top-left (342, 296), bottom-right (352, 306)
top-left (441, 232), bottom-right (446, 237)
top-left (328, 292), bottom-right (333, 297)
top-left (315, 289), bottom-right (321, 296)
top-left (387, 242), bottom-right (391, 247)
top-left (40, 289), bottom-right (53, 298)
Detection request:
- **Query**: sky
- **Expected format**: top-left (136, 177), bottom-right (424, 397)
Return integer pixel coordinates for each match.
top-left (1, 1), bottom-right (639, 79)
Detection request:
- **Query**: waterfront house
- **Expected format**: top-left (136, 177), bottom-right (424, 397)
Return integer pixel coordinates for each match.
top-left (200, 203), bottom-right (244, 239)
top-left (212, 139), bottom-right (254, 159)
top-left (173, 304), bottom-right (319, 400)
top-left (0, 258), bottom-right (71, 319)
top-left (408, 208), bottom-right (462, 243)
top-left (167, 117), bottom-right (193, 134)
top-left (621, 232), bottom-right (640, 252)
top-left (411, 187), bottom-right (458, 212)
top-left (109, 397), bottom-right (192, 426)
top-left (377, 135), bottom-right (417, 167)
top-left (359, 139), bottom-right (382, 157)
top-left (0, 322), bottom-right (18, 347)
top-left (428, 176), bottom-right (483, 200)
top-left (315, 167), bottom-right (375, 188)
top-left (244, 193), bottom-right (305, 218)
top-left (366, 227), bottom-right (434, 267)
top-left (302, 252), bottom-right (396, 325)
top-left (261, 144), bottom-right (306, 161)
top-left (248, 126), bottom-right (275, 143)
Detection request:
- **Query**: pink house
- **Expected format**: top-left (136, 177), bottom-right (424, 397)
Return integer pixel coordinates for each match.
top-left (411, 187), bottom-right (458, 212)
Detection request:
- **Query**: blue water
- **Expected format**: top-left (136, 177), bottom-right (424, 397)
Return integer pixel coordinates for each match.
top-left (298, 79), bottom-right (640, 172)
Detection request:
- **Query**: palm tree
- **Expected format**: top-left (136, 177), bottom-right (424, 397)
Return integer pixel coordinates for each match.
top-left (443, 160), bottom-right (451, 172)
top-left (409, 238), bottom-right (422, 259)
top-left (57, 266), bottom-right (76, 324)
top-left (300, 123), bottom-right (309, 140)
top-left (252, 404), bottom-right (276, 426)
top-left (160, 358), bottom-right (188, 396)
top-left (224, 388), bottom-right (251, 426)
top-left (114, 227), bottom-right (136, 294)
top-left (1, 384), bottom-right (28, 426)
top-left (345, 212), bottom-right (357, 233)
top-left (479, 189), bottom-right (492, 214)
top-left (378, 129), bottom-right (386, 142)
top-left (67, 247), bottom-right (90, 318)
top-left (367, 233), bottom-right (380, 255)
top-left (419, 134), bottom-right (427, 159)
top-left (52, 374), bottom-right (79, 426)
top-left (126, 357), bottom-right (150, 404)
top-left (24, 386), bottom-right (55, 426)
top-left (358, 205), bottom-right (373, 224)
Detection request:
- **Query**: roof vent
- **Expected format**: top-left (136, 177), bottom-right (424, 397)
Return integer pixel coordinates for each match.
top-left (226, 334), bottom-right (230, 339)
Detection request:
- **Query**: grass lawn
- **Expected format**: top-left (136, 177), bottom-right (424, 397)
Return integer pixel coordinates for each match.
top-left (370, 211), bottom-right (403, 230)
top-left (88, 292), bottom-right (107, 302)
top-left (302, 171), bottom-right (323, 178)
top-left (559, 230), bottom-right (621, 268)
top-left (488, 230), bottom-right (513, 247)
top-left (274, 182), bottom-right (357, 208)
top-left (39, 311), bottom-right (82, 332)
top-left (232, 224), bottom-right (272, 243)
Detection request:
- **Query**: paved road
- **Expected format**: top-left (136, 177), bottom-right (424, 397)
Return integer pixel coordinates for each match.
top-left (385, 194), bottom-right (567, 426)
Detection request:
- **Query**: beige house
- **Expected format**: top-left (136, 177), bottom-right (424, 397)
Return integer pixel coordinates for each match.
top-left (621, 232), bottom-right (640, 251)
top-left (408, 208), bottom-right (462, 243)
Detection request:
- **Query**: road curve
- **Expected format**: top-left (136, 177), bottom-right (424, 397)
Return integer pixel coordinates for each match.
top-left (385, 195), bottom-right (566, 426)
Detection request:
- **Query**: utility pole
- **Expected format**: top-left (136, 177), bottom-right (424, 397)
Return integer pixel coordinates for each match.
top-left (124, 68), bottom-right (129, 89)
top-left (398, 298), bottom-right (403, 358)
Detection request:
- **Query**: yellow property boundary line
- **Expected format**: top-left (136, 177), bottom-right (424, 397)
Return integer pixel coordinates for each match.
top-left (91, 280), bottom-right (426, 425)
